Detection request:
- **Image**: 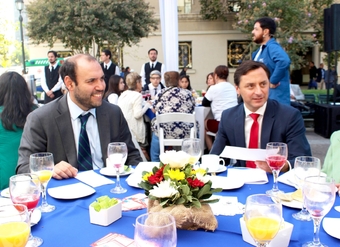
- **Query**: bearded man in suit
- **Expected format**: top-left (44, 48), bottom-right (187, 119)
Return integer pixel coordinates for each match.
top-left (17, 54), bottom-right (142, 179)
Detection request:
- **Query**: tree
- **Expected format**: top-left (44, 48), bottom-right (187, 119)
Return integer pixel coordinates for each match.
top-left (26, 0), bottom-right (158, 53)
top-left (233, 0), bottom-right (333, 69)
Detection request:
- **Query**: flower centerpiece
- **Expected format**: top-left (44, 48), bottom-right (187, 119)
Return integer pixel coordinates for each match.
top-left (139, 150), bottom-right (222, 231)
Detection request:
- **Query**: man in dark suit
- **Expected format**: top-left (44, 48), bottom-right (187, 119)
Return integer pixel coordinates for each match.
top-left (100, 49), bottom-right (120, 92)
top-left (210, 60), bottom-right (311, 172)
top-left (17, 54), bottom-right (142, 179)
top-left (41, 50), bottom-right (63, 104)
top-left (316, 63), bottom-right (325, 89)
top-left (140, 48), bottom-right (165, 91)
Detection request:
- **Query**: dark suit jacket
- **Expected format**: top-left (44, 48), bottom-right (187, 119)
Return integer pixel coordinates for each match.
top-left (316, 68), bottom-right (325, 82)
top-left (210, 99), bottom-right (311, 167)
top-left (17, 95), bottom-right (142, 173)
top-left (100, 62), bottom-right (117, 91)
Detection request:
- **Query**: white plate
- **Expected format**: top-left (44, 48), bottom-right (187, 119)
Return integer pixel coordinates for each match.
top-left (0, 198), bottom-right (41, 226)
top-left (209, 176), bottom-right (244, 190)
top-left (280, 192), bottom-right (302, 209)
top-left (0, 188), bottom-right (10, 198)
top-left (48, 182), bottom-right (95, 199)
top-left (100, 167), bottom-right (134, 177)
top-left (323, 217), bottom-right (340, 239)
top-left (204, 165), bottom-right (227, 173)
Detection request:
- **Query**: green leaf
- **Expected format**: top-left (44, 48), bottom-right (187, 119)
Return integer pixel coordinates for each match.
top-left (197, 183), bottom-right (211, 199)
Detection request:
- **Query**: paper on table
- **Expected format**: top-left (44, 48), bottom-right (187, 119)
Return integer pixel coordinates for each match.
top-left (228, 168), bottom-right (268, 184)
top-left (75, 170), bottom-right (114, 188)
top-left (219, 146), bottom-right (267, 161)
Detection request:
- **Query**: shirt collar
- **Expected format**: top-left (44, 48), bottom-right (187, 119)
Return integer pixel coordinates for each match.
top-left (49, 63), bottom-right (58, 70)
top-left (150, 61), bottom-right (158, 66)
top-left (244, 101), bottom-right (267, 117)
top-left (67, 93), bottom-right (97, 120)
top-left (104, 60), bottom-right (112, 67)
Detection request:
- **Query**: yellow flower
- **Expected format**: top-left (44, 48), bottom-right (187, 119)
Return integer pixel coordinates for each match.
top-left (142, 172), bottom-right (153, 181)
top-left (195, 168), bottom-right (207, 175)
top-left (166, 169), bottom-right (185, 181)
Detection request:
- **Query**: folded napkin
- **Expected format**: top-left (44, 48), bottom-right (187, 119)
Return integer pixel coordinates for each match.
top-left (209, 195), bottom-right (244, 216)
top-left (75, 170), bottom-right (114, 188)
top-left (228, 168), bottom-right (268, 184)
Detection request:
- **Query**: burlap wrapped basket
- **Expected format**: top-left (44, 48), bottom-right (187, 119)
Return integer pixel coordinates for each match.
top-left (148, 199), bottom-right (218, 231)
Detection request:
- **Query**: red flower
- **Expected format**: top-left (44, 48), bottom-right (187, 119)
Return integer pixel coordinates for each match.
top-left (148, 166), bottom-right (165, 185)
top-left (187, 177), bottom-right (205, 188)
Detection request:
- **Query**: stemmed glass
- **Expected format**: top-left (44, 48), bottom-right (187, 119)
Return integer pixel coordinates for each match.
top-left (30, 152), bottom-right (56, 213)
top-left (108, 142), bottom-right (128, 194)
top-left (134, 212), bottom-right (177, 247)
top-left (292, 156), bottom-right (321, 221)
top-left (181, 138), bottom-right (201, 167)
top-left (9, 173), bottom-right (43, 247)
top-left (0, 204), bottom-right (30, 247)
top-left (265, 142), bottom-right (288, 196)
top-left (303, 176), bottom-right (336, 247)
top-left (244, 194), bottom-right (282, 247)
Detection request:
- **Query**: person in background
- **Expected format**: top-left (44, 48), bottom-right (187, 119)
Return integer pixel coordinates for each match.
top-left (308, 61), bottom-right (318, 89)
top-left (202, 65), bottom-right (238, 151)
top-left (118, 72), bottom-right (152, 160)
top-left (120, 67), bottom-right (125, 78)
top-left (100, 49), bottom-right (121, 92)
top-left (104, 75), bottom-right (126, 105)
top-left (206, 72), bottom-right (215, 91)
top-left (251, 17), bottom-right (291, 105)
top-left (316, 63), bottom-right (325, 90)
top-left (0, 72), bottom-right (37, 189)
top-left (322, 130), bottom-right (340, 189)
top-left (325, 66), bottom-right (338, 90)
top-left (150, 71), bottom-right (196, 161)
top-left (179, 75), bottom-right (193, 91)
top-left (210, 60), bottom-right (311, 172)
top-left (140, 48), bottom-right (165, 90)
top-left (41, 50), bottom-right (64, 104)
top-left (290, 81), bottom-right (309, 112)
top-left (17, 54), bottom-right (142, 179)
top-left (147, 70), bottom-right (164, 100)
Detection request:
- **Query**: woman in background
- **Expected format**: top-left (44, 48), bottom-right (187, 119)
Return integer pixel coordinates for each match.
top-left (104, 75), bottom-right (126, 105)
top-left (179, 75), bottom-right (193, 91)
top-left (0, 72), bottom-right (37, 189)
top-left (206, 72), bottom-right (215, 90)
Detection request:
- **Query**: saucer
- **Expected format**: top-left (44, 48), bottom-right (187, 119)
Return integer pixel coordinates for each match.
top-left (203, 165), bottom-right (227, 173)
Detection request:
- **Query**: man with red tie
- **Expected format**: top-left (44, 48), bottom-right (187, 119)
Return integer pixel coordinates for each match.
top-left (210, 60), bottom-right (311, 172)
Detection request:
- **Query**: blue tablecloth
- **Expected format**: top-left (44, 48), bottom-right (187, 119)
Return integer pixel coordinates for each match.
top-left (13, 169), bottom-right (340, 246)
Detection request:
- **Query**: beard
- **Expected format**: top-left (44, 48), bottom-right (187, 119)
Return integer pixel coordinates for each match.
top-left (253, 34), bottom-right (264, 44)
top-left (73, 88), bottom-right (103, 111)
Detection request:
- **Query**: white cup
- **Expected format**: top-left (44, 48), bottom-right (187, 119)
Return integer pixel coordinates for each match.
top-left (201, 154), bottom-right (225, 171)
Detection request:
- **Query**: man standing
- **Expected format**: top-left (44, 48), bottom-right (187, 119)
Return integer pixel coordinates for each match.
top-left (251, 17), bottom-right (291, 106)
top-left (100, 49), bottom-right (120, 92)
top-left (308, 61), bottom-right (318, 89)
top-left (140, 48), bottom-right (165, 91)
top-left (317, 63), bottom-right (326, 89)
top-left (41, 51), bottom-right (63, 104)
top-left (17, 54), bottom-right (142, 179)
top-left (210, 61), bottom-right (311, 172)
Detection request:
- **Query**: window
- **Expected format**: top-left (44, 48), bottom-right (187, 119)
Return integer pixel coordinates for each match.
top-left (178, 0), bottom-right (192, 14)
top-left (179, 41), bottom-right (192, 69)
top-left (227, 40), bottom-right (251, 68)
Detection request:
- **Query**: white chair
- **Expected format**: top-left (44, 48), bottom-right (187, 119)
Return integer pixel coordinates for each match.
top-left (130, 130), bottom-right (148, 162)
top-left (156, 112), bottom-right (197, 154)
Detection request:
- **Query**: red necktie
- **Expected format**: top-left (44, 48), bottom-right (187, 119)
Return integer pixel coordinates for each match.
top-left (246, 113), bottom-right (260, 168)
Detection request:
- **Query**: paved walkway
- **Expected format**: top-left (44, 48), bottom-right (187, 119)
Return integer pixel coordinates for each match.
top-left (305, 128), bottom-right (331, 164)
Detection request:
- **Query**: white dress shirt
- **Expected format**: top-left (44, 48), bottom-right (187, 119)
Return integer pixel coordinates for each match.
top-left (40, 63), bottom-right (64, 93)
top-left (244, 102), bottom-right (267, 148)
top-left (148, 84), bottom-right (162, 98)
top-left (67, 93), bottom-right (103, 169)
top-left (140, 60), bottom-right (165, 86)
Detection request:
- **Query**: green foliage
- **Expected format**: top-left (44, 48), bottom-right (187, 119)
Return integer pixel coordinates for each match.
top-left (199, 0), bottom-right (229, 21)
top-left (26, 0), bottom-right (158, 53)
top-left (233, 0), bottom-right (333, 69)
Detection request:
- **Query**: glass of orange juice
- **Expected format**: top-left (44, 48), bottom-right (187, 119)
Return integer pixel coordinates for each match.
top-left (244, 194), bottom-right (282, 247)
top-left (0, 204), bottom-right (30, 247)
top-left (30, 152), bottom-right (55, 213)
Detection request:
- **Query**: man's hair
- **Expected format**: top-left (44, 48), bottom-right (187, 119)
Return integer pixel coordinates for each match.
top-left (47, 50), bottom-right (58, 57)
top-left (102, 49), bottom-right (112, 59)
top-left (126, 72), bottom-right (141, 90)
top-left (150, 70), bottom-right (161, 78)
top-left (234, 60), bottom-right (271, 86)
top-left (254, 17), bottom-right (276, 36)
top-left (164, 71), bottom-right (179, 87)
top-left (214, 65), bottom-right (229, 80)
top-left (59, 54), bottom-right (97, 85)
top-left (148, 48), bottom-right (158, 54)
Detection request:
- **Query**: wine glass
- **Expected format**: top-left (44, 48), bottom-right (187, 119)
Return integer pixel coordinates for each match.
top-left (303, 176), bottom-right (336, 247)
top-left (181, 138), bottom-right (201, 167)
top-left (9, 173), bottom-right (43, 247)
top-left (244, 194), bottom-right (282, 247)
top-left (30, 152), bottom-right (56, 213)
top-left (292, 156), bottom-right (321, 221)
top-left (134, 212), bottom-right (177, 247)
top-left (107, 142), bottom-right (128, 194)
top-left (0, 204), bottom-right (30, 247)
top-left (265, 142), bottom-right (288, 196)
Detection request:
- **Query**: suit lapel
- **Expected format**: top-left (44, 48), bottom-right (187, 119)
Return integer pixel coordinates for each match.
top-left (234, 105), bottom-right (246, 147)
top-left (55, 96), bottom-right (77, 165)
top-left (261, 100), bottom-right (275, 149)
top-left (96, 105), bottom-right (110, 166)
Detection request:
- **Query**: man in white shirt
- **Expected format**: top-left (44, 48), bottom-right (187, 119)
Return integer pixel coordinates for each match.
top-left (140, 48), bottom-right (165, 90)
top-left (147, 70), bottom-right (164, 99)
top-left (100, 49), bottom-right (121, 92)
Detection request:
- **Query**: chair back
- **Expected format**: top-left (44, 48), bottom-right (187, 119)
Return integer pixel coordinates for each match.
top-left (156, 112), bottom-right (196, 154)
top-left (304, 94), bottom-right (316, 104)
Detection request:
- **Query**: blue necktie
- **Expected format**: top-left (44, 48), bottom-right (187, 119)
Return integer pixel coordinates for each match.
top-left (77, 113), bottom-right (93, 171)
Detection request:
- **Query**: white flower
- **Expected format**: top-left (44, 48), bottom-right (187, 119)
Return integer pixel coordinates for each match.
top-left (196, 173), bottom-right (210, 184)
top-left (149, 180), bottom-right (178, 198)
top-left (160, 151), bottom-right (190, 169)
